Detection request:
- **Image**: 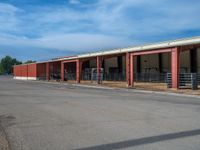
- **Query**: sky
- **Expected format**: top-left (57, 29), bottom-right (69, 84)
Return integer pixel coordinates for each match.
top-left (0, 0), bottom-right (200, 61)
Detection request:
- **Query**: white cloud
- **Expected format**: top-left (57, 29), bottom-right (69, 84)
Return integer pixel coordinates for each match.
top-left (0, 0), bottom-right (200, 58)
top-left (0, 33), bottom-right (134, 52)
top-left (0, 3), bottom-right (21, 32)
top-left (0, 2), bottom-right (20, 13)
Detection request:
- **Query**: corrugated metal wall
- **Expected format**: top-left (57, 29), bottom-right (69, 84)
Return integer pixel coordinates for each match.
top-left (13, 63), bottom-right (37, 79)
top-left (37, 63), bottom-right (46, 79)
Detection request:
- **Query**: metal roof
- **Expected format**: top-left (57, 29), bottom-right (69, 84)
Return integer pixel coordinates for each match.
top-left (58, 36), bottom-right (200, 61)
top-left (14, 36), bottom-right (200, 66)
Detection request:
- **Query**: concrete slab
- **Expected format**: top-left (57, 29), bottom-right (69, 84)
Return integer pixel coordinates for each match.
top-left (1, 76), bottom-right (200, 150)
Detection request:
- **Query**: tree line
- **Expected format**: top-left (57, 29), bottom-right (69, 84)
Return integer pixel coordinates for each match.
top-left (0, 55), bottom-right (36, 75)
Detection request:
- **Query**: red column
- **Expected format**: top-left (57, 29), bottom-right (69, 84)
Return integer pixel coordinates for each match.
top-left (76, 59), bottom-right (82, 83)
top-left (130, 54), bottom-right (134, 87)
top-left (126, 53), bottom-right (131, 87)
top-left (171, 47), bottom-right (180, 89)
top-left (97, 56), bottom-right (102, 84)
top-left (46, 62), bottom-right (50, 81)
top-left (61, 61), bottom-right (64, 81)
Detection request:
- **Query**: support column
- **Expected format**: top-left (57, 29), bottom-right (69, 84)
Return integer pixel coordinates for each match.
top-left (76, 59), bottom-right (82, 83)
top-left (97, 56), bottom-right (102, 84)
top-left (126, 53), bottom-right (131, 87)
top-left (130, 54), bottom-right (134, 87)
top-left (171, 47), bottom-right (180, 89)
top-left (61, 62), bottom-right (64, 81)
top-left (46, 62), bottom-right (50, 81)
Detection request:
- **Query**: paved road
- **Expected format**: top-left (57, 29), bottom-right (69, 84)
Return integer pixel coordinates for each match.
top-left (0, 76), bottom-right (200, 150)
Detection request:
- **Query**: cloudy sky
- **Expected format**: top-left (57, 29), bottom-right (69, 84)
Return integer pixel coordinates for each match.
top-left (0, 0), bottom-right (200, 61)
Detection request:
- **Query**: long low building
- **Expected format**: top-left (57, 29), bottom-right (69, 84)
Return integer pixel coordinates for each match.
top-left (13, 36), bottom-right (200, 89)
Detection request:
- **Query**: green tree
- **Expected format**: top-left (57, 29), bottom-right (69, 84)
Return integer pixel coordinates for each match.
top-left (24, 60), bottom-right (36, 64)
top-left (0, 56), bottom-right (22, 74)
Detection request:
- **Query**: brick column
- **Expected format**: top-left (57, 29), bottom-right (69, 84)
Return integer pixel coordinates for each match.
top-left (126, 53), bottom-right (131, 87)
top-left (171, 47), bottom-right (180, 89)
top-left (97, 56), bottom-right (102, 84)
top-left (61, 61), bottom-right (64, 81)
top-left (76, 59), bottom-right (82, 83)
top-left (46, 62), bottom-right (50, 81)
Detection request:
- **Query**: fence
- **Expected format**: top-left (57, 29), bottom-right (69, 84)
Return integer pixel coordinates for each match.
top-left (166, 73), bottom-right (199, 90)
top-left (134, 73), bottom-right (167, 83)
top-left (104, 72), bottom-right (126, 81)
top-left (81, 69), bottom-right (125, 81)
top-left (64, 73), bottom-right (76, 81)
top-left (37, 74), bottom-right (46, 80)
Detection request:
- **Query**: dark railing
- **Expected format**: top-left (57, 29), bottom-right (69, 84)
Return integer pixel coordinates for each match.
top-left (82, 71), bottom-right (92, 80)
top-left (81, 70), bottom-right (97, 81)
top-left (37, 74), bottom-right (46, 80)
top-left (81, 70), bottom-right (125, 81)
top-left (104, 72), bottom-right (126, 81)
top-left (134, 73), bottom-right (167, 82)
top-left (198, 74), bottom-right (200, 85)
top-left (167, 73), bottom-right (199, 90)
top-left (166, 73), bottom-right (172, 88)
top-left (65, 73), bottom-right (76, 80)
top-left (50, 73), bottom-right (61, 80)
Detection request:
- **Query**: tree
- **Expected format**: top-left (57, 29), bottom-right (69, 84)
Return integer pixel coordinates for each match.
top-left (0, 56), bottom-right (22, 74)
top-left (24, 60), bottom-right (36, 64)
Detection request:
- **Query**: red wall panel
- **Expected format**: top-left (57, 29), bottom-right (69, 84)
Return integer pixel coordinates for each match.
top-left (13, 65), bottom-right (21, 76)
top-left (37, 63), bottom-right (46, 78)
top-left (20, 65), bottom-right (28, 77)
top-left (27, 63), bottom-right (37, 77)
top-left (13, 63), bottom-right (37, 77)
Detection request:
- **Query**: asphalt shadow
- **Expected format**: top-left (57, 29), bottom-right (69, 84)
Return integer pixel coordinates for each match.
top-left (75, 128), bottom-right (200, 150)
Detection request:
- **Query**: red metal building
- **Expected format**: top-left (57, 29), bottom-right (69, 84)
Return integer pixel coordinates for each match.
top-left (13, 36), bottom-right (200, 89)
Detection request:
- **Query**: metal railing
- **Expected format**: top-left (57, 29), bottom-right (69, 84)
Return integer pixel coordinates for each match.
top-left (81, 71), bottom-right (125, 81)
top-left (166, 73), bottom-right (199, 90)
top-left (82, 70), bottom-right (92, 80)
top-left (37, 74), bottom-right (46, 80)
top-left (64, 73), bottom-right (76, 81)
top-left (134, 73), bottom-right (167, 83)
top-left (50, 73), bottom-right (61, 80)
top-left (104, 72), bottom-right (126, 81)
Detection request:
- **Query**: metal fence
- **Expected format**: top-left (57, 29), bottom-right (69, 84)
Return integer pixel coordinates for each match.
top-left (50, 73), bottom-right (61, 80)
top-left (134, 73), bottom-right (167, 83)
top-left (65, 73), bottom-right (76, 81)
top-left (104, 72), bottom-right (126, 81)
top-left (81, 69), bottom-right (92, 80)
top-left (37, 73), bottom-right (61, 81)
top-left (166, 73), bottom-right (199, 90)
top-left (37, 74), bottom-right (46, 80)
top-left (81, 70), bottom-right (125, 81)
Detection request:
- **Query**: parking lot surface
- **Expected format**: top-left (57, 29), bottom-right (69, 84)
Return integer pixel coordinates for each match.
top-left (0, 76), bottom-right (200, 150)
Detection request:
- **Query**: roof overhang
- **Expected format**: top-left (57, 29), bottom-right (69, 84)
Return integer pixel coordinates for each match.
top-left (59, 36), bottom-right (200, 61)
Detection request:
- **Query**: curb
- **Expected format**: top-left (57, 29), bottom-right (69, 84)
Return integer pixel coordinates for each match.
top-left (122, 88), bottom-right (200, 99)
top-left (15, 79), bottom-right (200, 99)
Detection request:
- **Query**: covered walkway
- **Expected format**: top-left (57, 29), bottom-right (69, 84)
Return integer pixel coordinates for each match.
top-left (13, 36), bottom-right (200, 90)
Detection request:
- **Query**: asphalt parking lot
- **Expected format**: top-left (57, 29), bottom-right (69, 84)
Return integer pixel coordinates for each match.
top-left (0, 76), bottom-right (200, 150)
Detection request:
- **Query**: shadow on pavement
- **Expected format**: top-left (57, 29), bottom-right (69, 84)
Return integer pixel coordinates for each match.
top-left (75, 128), bottom-right (200, 150)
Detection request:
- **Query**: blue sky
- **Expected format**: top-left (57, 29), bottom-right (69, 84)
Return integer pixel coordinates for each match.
top-left (0, 0), bottom-right (200, 61)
